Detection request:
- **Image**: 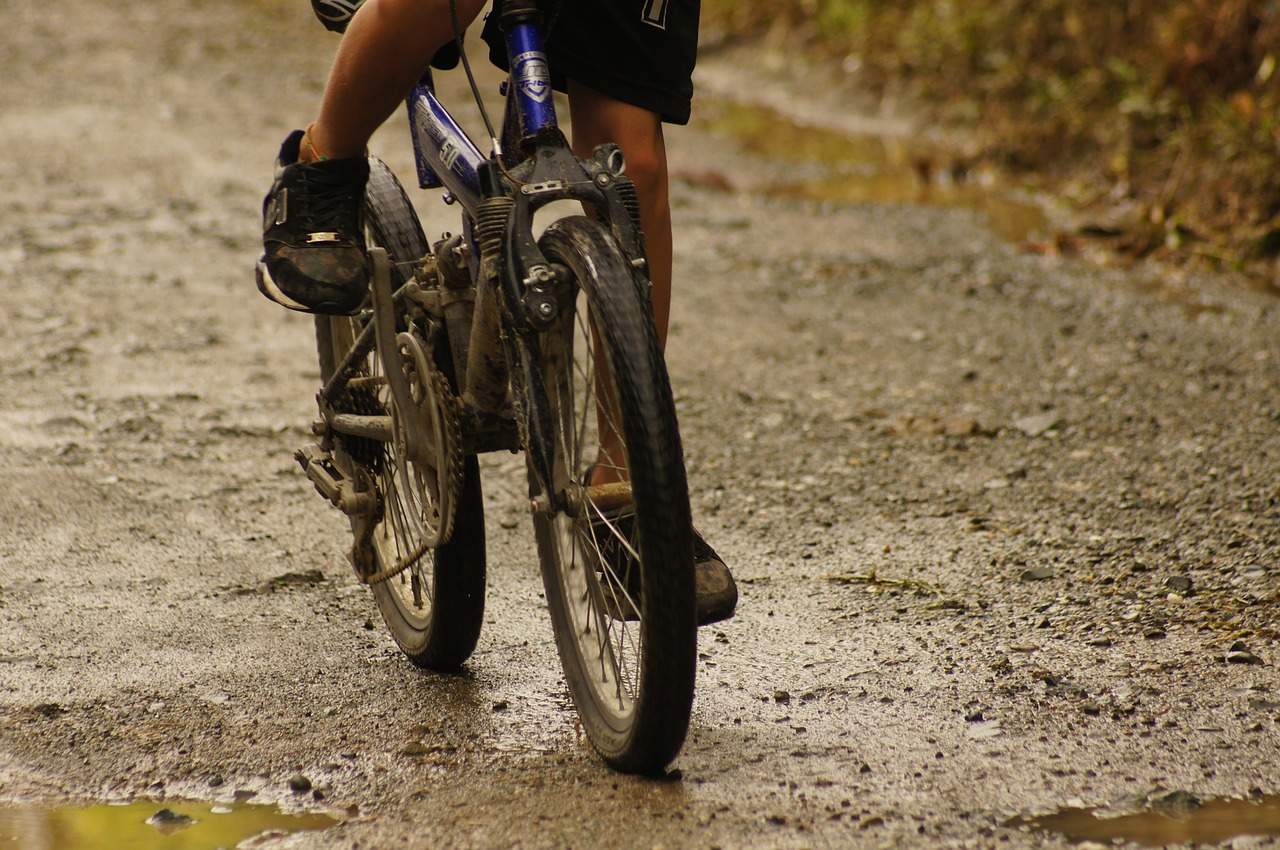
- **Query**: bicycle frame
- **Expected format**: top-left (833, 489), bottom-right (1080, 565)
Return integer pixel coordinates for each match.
top-left (405, 4), bottom-right (557, 211)
top-left (383, 0), bottom-right (651, 509)
top-left (298, 0), bottom-right (703, 768)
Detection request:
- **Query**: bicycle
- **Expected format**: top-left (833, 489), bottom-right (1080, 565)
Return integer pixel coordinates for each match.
top-left (291, 0), bottom-right (698, 773)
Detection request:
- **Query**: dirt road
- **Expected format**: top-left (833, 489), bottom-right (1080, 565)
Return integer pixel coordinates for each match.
top-left (3, 2), bottom-right (1279, 848)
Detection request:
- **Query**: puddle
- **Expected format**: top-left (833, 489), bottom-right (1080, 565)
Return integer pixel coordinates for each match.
top-left (1013, 794), bottom-right (1280, 847)
top-left (0, 800), bottom-right (341, 849)
top-left (703, 98), bottom-right (1050, 243)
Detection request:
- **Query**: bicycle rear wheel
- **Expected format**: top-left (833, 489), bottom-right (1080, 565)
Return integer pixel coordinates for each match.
top-left (315, 156), bottom-right (486, 670)
top-left (531, 216), bottom-right (697, 773)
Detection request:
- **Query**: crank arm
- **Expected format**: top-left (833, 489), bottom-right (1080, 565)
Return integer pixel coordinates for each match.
top-left (505, 332), bottom-right (559, 510)
top-left (327, 413), bottom-right (394, 443)
top-left (562, 481), bottom-right (633, 518)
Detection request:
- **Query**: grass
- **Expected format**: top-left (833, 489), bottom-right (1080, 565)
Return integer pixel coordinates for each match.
top-left (703, 0), bottom-right (1280, 289)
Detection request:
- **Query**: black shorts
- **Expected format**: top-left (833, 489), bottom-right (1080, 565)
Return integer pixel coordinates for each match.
top-left (480, 0), bottom-right (700, 125)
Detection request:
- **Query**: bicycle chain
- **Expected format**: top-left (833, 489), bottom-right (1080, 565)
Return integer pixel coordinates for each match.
top-left (399, 326), bottom-right (464, 549)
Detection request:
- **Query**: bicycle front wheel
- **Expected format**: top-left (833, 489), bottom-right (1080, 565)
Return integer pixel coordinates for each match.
top-left (315, 155), bottom-right (486, 670)
top-left (531, 216), bottom-right (697, 773)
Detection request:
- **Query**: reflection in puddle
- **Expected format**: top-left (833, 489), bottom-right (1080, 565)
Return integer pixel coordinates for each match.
top-left (703, 98), bottom-right (1049, 243)
top-left (1015, 794), bottom-right (1280, 847)
top-left (0, 800), bottom-right (341, 849)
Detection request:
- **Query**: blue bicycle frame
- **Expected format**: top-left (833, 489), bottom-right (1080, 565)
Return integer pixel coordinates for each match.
top-left (404, 1), bottom-right (557, 216)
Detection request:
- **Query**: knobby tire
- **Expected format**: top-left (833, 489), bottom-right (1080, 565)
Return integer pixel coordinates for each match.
top-left (531, 216), bottom-right (697, 774)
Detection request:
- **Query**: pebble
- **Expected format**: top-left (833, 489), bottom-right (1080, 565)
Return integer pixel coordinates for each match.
top-left (146, 809), bottom-right (195, 829)
top-left (1013, 413), bottom-right (1061, 437)
top-left (288, 773), bottom-right (313, 792)
top-left (943, 417), bottom-right (981, 437)
top-left (1019, 566), bottom-right (1055, 582)
top-left (1153, 789), bottom-right (1202, 811)
top-left (965, 720), bottom-right (1003, 740)
top-left (1227, 641), bottom-right (1263, 665)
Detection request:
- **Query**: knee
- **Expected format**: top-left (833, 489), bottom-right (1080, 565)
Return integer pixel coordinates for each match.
top-left (365, 0), bottom-right (485, 56)
top-left (617, 139), bottom-right (665, 198)
top-left (565, 82), bottom-right (668, 201)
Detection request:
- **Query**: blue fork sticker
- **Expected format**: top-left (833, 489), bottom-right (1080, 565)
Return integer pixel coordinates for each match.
top-left (512, 51), bottom-right (553, 104)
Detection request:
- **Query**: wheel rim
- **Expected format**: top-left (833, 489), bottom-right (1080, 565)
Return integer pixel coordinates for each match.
top-left (543, 287), bottom-right (645, 723)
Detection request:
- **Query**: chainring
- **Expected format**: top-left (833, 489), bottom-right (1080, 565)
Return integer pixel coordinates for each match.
top-left (393, 327), bottom-right (463, 549)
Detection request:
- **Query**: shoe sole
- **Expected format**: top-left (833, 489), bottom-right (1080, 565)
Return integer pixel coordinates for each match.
top-left (256, 257), bottom-right (362, 316)
top-left (695, 558), bottom-right (738, 626)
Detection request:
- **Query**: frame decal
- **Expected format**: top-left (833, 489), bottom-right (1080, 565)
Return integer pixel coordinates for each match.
top-left (512, 50), bottom-right (553, 104)
top-left (641, 0), bottom-right (668, 29)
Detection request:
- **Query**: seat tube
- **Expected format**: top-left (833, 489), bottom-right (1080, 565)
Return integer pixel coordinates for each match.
top-left (502, 0), bottom-right (557, 140)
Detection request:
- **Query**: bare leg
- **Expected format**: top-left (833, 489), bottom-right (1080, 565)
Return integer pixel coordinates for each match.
top-left (566, 81), bottom-right (673, 345)
top-left (301, 0), bottom-right (488, 163)
top-left (565, 82), bottom-right (674, 487)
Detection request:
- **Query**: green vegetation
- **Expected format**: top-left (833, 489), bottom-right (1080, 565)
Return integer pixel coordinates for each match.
top-left (704, 0), bottom-right (1280, 285)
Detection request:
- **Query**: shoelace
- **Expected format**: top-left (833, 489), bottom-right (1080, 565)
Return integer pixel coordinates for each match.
top-left (293, 165), bottom-right (363, 235)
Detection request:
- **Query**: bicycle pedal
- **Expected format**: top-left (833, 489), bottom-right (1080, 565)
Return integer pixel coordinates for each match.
top-left (296, 444), bottom-right (375, 516)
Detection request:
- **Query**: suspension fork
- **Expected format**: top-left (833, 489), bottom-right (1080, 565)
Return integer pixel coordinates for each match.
top-left (486, 136), bottom-right (649, 511)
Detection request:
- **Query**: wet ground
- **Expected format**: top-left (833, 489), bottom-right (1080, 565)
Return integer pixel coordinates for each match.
top-left (3, 2), bottom-right (1280, 849)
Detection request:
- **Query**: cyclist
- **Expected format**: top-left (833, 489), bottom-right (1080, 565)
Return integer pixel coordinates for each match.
top-left (257, 0), bottom-right (736, 624)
